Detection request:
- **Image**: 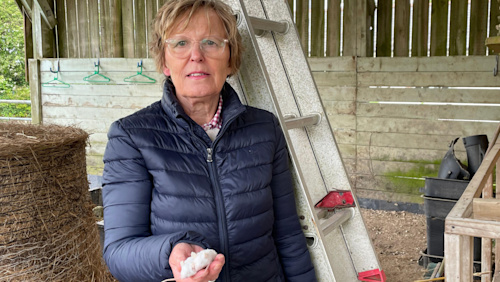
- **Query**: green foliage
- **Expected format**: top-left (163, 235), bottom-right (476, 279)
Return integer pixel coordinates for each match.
top-left (0, 0), bottom-right (30, 118)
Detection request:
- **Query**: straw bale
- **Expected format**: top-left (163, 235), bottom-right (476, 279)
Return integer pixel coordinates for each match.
top-left (0, 122), bottom-right (114, 281)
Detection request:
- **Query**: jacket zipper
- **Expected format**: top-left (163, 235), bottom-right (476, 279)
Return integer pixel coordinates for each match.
top-left (205, 147), bottom-right (230, 282)
top-left (205, 114), bottom-right (241, 282)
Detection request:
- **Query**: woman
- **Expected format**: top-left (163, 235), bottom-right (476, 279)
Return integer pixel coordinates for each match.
top-left (102, 0), bottom-right (316, 281)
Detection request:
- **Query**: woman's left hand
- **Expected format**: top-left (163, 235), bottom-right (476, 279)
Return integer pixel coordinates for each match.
top-left (169, 243), bottom-right (225, 282)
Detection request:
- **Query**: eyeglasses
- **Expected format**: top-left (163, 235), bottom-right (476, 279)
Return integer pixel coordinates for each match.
top-left (165, 36), bottom-right (229, 58)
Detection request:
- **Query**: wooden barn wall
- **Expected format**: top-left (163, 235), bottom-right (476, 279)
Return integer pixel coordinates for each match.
top-left (310, 55), bottom-right (500, 203)
top-left (23, 0), bottom-right (500, 60)
top-left (29, 56), bottom-right (500, 204)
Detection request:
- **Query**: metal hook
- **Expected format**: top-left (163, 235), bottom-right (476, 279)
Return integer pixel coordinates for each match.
top-left (494, 55), bottom-right (498, 76)
top-left (50, 59), bottom-right (61, 73)
top-left (94, 59), bottom-right (100, 68)
top-left (137, 59), bottom-right (143, 68)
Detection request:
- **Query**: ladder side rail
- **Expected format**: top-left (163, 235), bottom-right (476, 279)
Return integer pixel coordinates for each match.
top-left (236, 0), bottom-right (363, 280)
top-left (259, 0), bottom-right (381, 274)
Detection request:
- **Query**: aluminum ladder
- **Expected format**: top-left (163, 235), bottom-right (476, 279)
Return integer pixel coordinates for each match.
top-left (224, 0), bottom-right (385, 281)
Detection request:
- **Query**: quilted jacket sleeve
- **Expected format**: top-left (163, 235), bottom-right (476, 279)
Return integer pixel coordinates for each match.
top-left (270, 117), bottom-right (317, 281)
top-left (102, 121), bottom-right (210, 282)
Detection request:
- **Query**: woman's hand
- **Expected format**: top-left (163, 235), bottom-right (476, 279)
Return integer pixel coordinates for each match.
top-left (169, 243), bottom-right (225, 282)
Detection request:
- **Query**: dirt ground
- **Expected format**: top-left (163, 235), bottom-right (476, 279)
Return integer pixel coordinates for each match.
top-left (360, 208), bottom-right (428, 282)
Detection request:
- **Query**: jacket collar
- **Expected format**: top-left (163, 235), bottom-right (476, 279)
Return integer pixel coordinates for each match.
top-left (160, 79), bottom-right (246, 130)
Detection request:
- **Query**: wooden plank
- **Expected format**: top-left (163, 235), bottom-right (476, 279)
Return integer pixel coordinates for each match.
top-left (356, 117), bottom-right (499, 136)
top-left (39, 58), bottom-right (158, 71)
top-left (342, 0), bottom-right (355, 56)
top-left (24, 10), bottom-right (33, 80)
top-left (29, 59), bottom-right (42, 124)
top-left (356, 103), bottom-right (500, 121)
top-left (394, 0), bottom-right (410, 57)
top-left (444, 233), bottom-right (474, 282)
top-left (32, 3), bottom-right (43, 59)
top-left (310, 0), bottom-right (324, 57)
top-left (481, 236), bottom-right (492, 282)
top-left (322, 100), bottom-right (355, 115)
top-left (356, 131), bottom-right (467, 150)
top-left (308, 57), bottom-right (356, 71)
top-left (449, 0), bottom-right (467, 56)
top-left (77, 0), bottom-right (90, 58)
top-left (337, 143), bottom-right (356, 159)
top-left (411, 0), bottom-right (429, 57)
top-left (41, 84), bottom-right (162, 97)
top-left (65, 0), bottom-right (78, 57)
top-left (121, 0), bottom-right (135, 58)
top-left (357, 87), bottom-right (500, 104)
top-left (355, 175), bottom-right (425, 196)
top-left (429, 0), bottom-right (448, 56)
top-left (312, 72), bottom-right (356, 86)
top-left (44, 117), bottom-right (112, 133)
top-left (489, 0), bottom-right (500, 55)
top-left (55, 0), bottom-right (67, 58)
top-left (42, 106), bottom-right (139, 120)
top-left (42, 94), bottom-right (159, 108)
top-left (356, 160), bottom-right (439, 177)
top-left (134, 0), bottom-right (147, 58)
top-left (357, 56), bottom-right (496, 72)
top-left (326, 114), bottom-right (356, 131)
top-left (318, 86), bottom-right (356, 101)
top-left (295, 0), bottom-right (308, 55)
top-left (145, 0), bottom-right (157, 58)
top-left (34, 0), bottom-right (57, 29)
top-left (111, 0), bottom-right (123, 57)
top-left (326, 0), bottom-right (341, 56)
top-left (331, 130), bottom-right (356, 145)
top-left (448, 141), bottom-right (500, 219)
top-left (446, 217), bottom-right (500, 238)
top-left (375, 0), bottom-right (391, 57)
top-left (357, 145), bottom-right (448, 163)
top-left (40, 71), bottom-right (163, 84)
top-left (88, 0), bottom-right (100, 58)
top-left (497, 159), bottom-right (500, 282)
top-left (99, 0), bottom-right (111, 57)
top-left (469, 0), bottom-right (488, 56)
top-left (357, 71), bottom-right (500, 87)
top-left (365, 0), bottom-right (376, 57)
top-left (473, 199), bottom-right (500, 221)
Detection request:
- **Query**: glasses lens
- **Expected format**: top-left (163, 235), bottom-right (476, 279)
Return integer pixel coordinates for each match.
top-left (200, 37), bottom-right (226, 56)
top-left (166, 37), bottom-right (227, 58)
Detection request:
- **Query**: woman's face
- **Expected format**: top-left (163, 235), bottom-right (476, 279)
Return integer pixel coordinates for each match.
top-left (163, 9), bottom-right (231, 102)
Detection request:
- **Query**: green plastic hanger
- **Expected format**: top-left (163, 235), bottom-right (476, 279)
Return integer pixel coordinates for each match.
top-left (42, 64), bottom-right (70, 88)
top-left (83, 60), bottom-right (111, 82)
top-left (123, 60), bottom-right (156, 84)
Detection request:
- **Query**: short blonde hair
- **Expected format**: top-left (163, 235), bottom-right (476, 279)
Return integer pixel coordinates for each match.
top-left (150, 0), bottom-right (242, 77)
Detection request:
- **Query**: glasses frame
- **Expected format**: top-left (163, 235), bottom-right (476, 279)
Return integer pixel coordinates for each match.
top-left (164, 37), bottom-right (229, 58)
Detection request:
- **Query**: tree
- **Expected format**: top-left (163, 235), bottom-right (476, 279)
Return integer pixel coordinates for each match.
top-left (0, 0), bottom-right (30, 117)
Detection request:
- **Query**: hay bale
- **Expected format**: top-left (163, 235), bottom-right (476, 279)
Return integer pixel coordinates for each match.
top-left (0, 123), bottom-right (113, 281)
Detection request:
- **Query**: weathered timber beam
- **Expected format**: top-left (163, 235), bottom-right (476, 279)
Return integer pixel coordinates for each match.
top-left (15, 0), bottom-right (33, 21)
top-left (473, 198), bottom-right (500, 221)
top-left (33, 0), bottom-right (57, 29)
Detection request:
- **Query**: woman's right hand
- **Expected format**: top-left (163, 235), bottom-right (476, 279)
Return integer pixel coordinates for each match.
top-left (169, 243), bottom-right (225, 282)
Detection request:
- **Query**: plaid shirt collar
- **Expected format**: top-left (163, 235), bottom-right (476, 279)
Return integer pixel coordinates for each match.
top-left (202, 95), bottom-right (223, 131)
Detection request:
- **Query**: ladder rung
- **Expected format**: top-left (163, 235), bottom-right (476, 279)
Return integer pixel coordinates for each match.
top-left (319, 208), bottom-right (355, 236)
top-left (284, 113), bottom-right (321, 129)
top-left (249, 16), bottom-right (289, 36)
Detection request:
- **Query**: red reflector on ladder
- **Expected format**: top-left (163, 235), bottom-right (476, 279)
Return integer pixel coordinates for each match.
top-left (314, 190), bottom-right (355, 211)
top-left (358, 269), bottom-right (386, 282)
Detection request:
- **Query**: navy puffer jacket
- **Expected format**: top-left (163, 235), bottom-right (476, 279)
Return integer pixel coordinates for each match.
top-left (102, 81), bottom-right (316, 282)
